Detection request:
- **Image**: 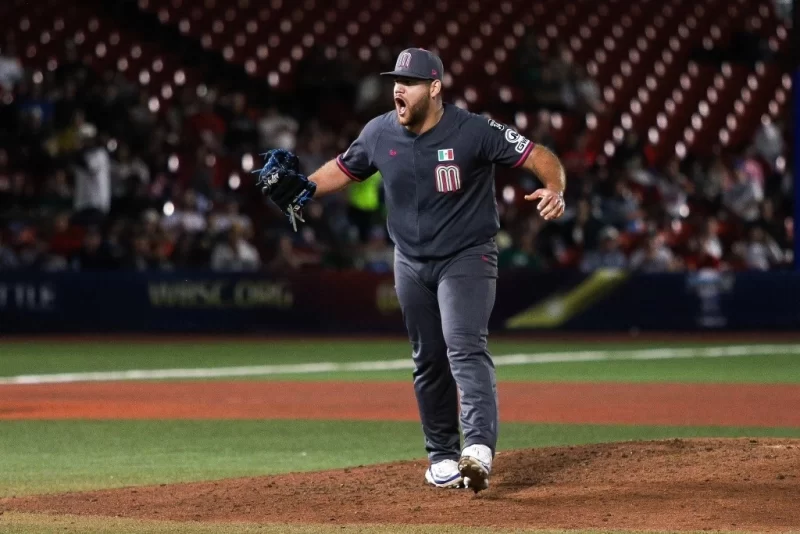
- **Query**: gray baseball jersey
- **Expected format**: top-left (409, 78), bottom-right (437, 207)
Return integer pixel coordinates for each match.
top-left (336, 103), bottom-right (535, 259)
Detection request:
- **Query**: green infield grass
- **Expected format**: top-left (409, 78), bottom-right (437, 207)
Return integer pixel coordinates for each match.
top-left (2, 419), bottom-right (800, 497)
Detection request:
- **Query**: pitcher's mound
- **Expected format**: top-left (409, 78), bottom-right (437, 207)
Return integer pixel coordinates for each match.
top-left (4, 438), bottom-right (799, 531)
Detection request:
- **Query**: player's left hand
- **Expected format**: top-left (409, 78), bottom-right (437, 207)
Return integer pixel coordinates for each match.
top-left (524, 188), bottom-right (565, 221)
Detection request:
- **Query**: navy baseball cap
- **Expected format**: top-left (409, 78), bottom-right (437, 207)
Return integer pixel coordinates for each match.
top-left (380, 48), bottom-right (444, 82)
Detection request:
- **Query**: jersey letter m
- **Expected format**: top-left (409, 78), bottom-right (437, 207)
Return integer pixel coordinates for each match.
top-left (396, 52), bottom-right (412, 69)
top-left (435, 164), bottom-right (461, 193)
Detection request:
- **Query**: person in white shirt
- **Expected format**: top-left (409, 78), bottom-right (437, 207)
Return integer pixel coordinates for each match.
top-left (71, 124), bottom-right (111, 217)
top-left (629, 233), bottom-right (678, 272)
top-left (210, 223), bottom-right (261, 272)
top-left (0, 42), bottom-right (23, 91)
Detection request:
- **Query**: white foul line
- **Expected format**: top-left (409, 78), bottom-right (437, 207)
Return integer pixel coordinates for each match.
top-left (0, 344), bottom-right (798, 385)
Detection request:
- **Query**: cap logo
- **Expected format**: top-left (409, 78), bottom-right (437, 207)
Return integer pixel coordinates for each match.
top-left (396, 51), bottom-right (412, 70)
top-left (432, 69), bottom-right (438, 76)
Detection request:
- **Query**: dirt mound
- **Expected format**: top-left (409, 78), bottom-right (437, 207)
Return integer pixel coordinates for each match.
top-left (3, 438), bottom-right (799, 531)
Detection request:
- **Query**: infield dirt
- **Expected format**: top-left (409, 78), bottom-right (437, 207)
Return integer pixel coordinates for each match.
top-left (3, 376), bottom-right (800, 531)
top-left (3, 438), bottom-right (799, 532)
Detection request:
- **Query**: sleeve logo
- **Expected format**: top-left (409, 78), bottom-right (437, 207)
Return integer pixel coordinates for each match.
top-left (504, 129), bottom-right (521, 143)
top-left (504, 128), bottom-right (531, 154)
top-left (488, 119), bottom-right (505, 131)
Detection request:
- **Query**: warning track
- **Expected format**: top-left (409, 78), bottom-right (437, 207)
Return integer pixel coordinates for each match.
top-left (2, 380), bottom-right (799, 427)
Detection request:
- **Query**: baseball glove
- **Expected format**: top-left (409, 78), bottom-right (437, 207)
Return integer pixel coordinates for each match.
top-left (255, 149), bottom-right (316, 231)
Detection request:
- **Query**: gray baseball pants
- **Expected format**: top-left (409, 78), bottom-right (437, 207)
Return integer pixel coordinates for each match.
top-left (394, 240), bottom-right (499, 463)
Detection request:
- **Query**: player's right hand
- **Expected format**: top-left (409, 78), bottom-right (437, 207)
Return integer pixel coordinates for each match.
top-left (524, 188), bottom-right (565, 221)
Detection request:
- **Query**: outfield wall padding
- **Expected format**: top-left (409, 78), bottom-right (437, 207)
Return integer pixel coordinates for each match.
top-left (0, 269), bottom-right (797, 333)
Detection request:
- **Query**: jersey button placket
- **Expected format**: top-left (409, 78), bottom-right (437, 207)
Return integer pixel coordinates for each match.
top-left (413, 140), bottom-right (421, 244)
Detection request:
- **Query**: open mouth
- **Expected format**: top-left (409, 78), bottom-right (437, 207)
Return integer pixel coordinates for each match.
top-left (395, 97), bottom-right (407, 116)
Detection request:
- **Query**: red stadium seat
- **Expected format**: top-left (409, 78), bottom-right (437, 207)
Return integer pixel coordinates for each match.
top-left (3, 0), bottom-right (787, 162)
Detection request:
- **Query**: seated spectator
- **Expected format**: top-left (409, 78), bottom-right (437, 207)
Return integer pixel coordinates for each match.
top-left (753, 118), bottom-right (784, 172)
top-left (210, 223), bottom-right (261, 272)
top-left (161, 188), bottom-right (208, 236)
top-left (610, 131), bottom-right (644, 170)
top-left (629, 233), bottom-right (679, 272)
top-left (69, 226), bottom-right (115, 271)
top-left (723, 162), bottom-right (764, 222)
top-left (580, 226), bottom-right (628, 272)
top-left (266, 233), bottom-right (319, 273)
top-left (258, 105), bottom-right (298, 151)
top-left (354, 226), bottom-right (394, 273)
top-left (209, 198), bottom-right (254, 239)
top-left (499, 219), bottom-right (546, 270)
top-left (697, 218), bottom-right (724, 262)
top-left (124, 233), bottom-right (153, 271)
top-left (0, 41), bottom-right (23, 92)
top-left (601, 179), bottom-right (645, 233)
top-left (47, 211), bottom-right (84, 257)
top-left (40, 169), bottom-right (74, 215)
top-left (110, 142), bottom-right (150, 203)
top-left (22, 237), bottom-right (68, 272)
top-left (561, 131), bottom-right (596, 176)
top-left (183, 92), bottom-right (225, 151)
top-left (733, 226), bottom-right (784, 271)
top-left (656, 156), bottom-right (693, 219)
top-left (693, 156), bottom-right (729, 210)
top-left (562, 197), bottom-right (605, 253)
top-left (151, 236), bottom-right (176, 271)
top-left (0, 232), bottom-right (19, 270)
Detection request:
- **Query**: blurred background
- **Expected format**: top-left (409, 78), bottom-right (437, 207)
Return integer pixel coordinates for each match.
top-left (0, 0), bottom-right (796, 334)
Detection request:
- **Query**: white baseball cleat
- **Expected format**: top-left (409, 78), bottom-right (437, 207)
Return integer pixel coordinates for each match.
top-left (458, 444), bottom-right (493, 493)
top-left (424, 459), bottom-right (464, 488)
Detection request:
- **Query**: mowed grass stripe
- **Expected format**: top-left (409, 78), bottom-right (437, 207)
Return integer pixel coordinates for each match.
top-left (2, 344), bottom-right (799, 385)
top-left (3, 420), bottom-right (800, 497)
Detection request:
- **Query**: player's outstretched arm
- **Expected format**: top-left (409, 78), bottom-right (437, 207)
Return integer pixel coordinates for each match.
top-left (521, 144), bottom-right (567, 221)
top-left (307, 159), bottom-right (354, 197)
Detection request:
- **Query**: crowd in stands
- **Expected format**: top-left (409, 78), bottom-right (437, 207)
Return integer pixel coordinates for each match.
top-left (0, 26), bottom-right (793, 274)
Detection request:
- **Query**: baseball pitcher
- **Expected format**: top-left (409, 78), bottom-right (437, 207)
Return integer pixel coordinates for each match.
top-left (256, 48), bottom-right (567, 492)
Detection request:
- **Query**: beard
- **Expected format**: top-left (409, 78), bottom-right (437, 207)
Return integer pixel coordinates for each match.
top-left (397, 95), bottom-right (430, 128)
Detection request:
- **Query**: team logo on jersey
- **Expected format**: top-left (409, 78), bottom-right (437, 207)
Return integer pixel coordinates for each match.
top-left (488, 119), bottom-right (505, 131)
top-left (504, 128), bottom-right (531, 154)
top-left (435, 164), bottom-right (461, 193)
top-left (437, 148), bottom-right (454, 161)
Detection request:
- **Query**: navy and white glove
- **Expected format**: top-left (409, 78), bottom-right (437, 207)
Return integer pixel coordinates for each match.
top-left (255, 149), bottom-right (316, 231)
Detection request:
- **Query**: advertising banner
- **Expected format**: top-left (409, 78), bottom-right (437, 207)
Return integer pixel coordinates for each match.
top-left (1, 269), bottom-right (799, 334)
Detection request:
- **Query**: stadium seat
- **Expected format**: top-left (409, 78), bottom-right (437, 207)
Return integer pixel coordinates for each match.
top-left (4, 0), bottom-right (789, 162)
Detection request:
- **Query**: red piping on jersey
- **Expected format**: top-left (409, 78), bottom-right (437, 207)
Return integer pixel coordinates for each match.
top-left (512, 142), bottom-right (535, 168)
top-left (336, 155), bottom-right (364, 182)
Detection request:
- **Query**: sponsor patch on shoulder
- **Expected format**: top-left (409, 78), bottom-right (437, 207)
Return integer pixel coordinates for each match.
top-left (488, 119), bottom-right (505, 131)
